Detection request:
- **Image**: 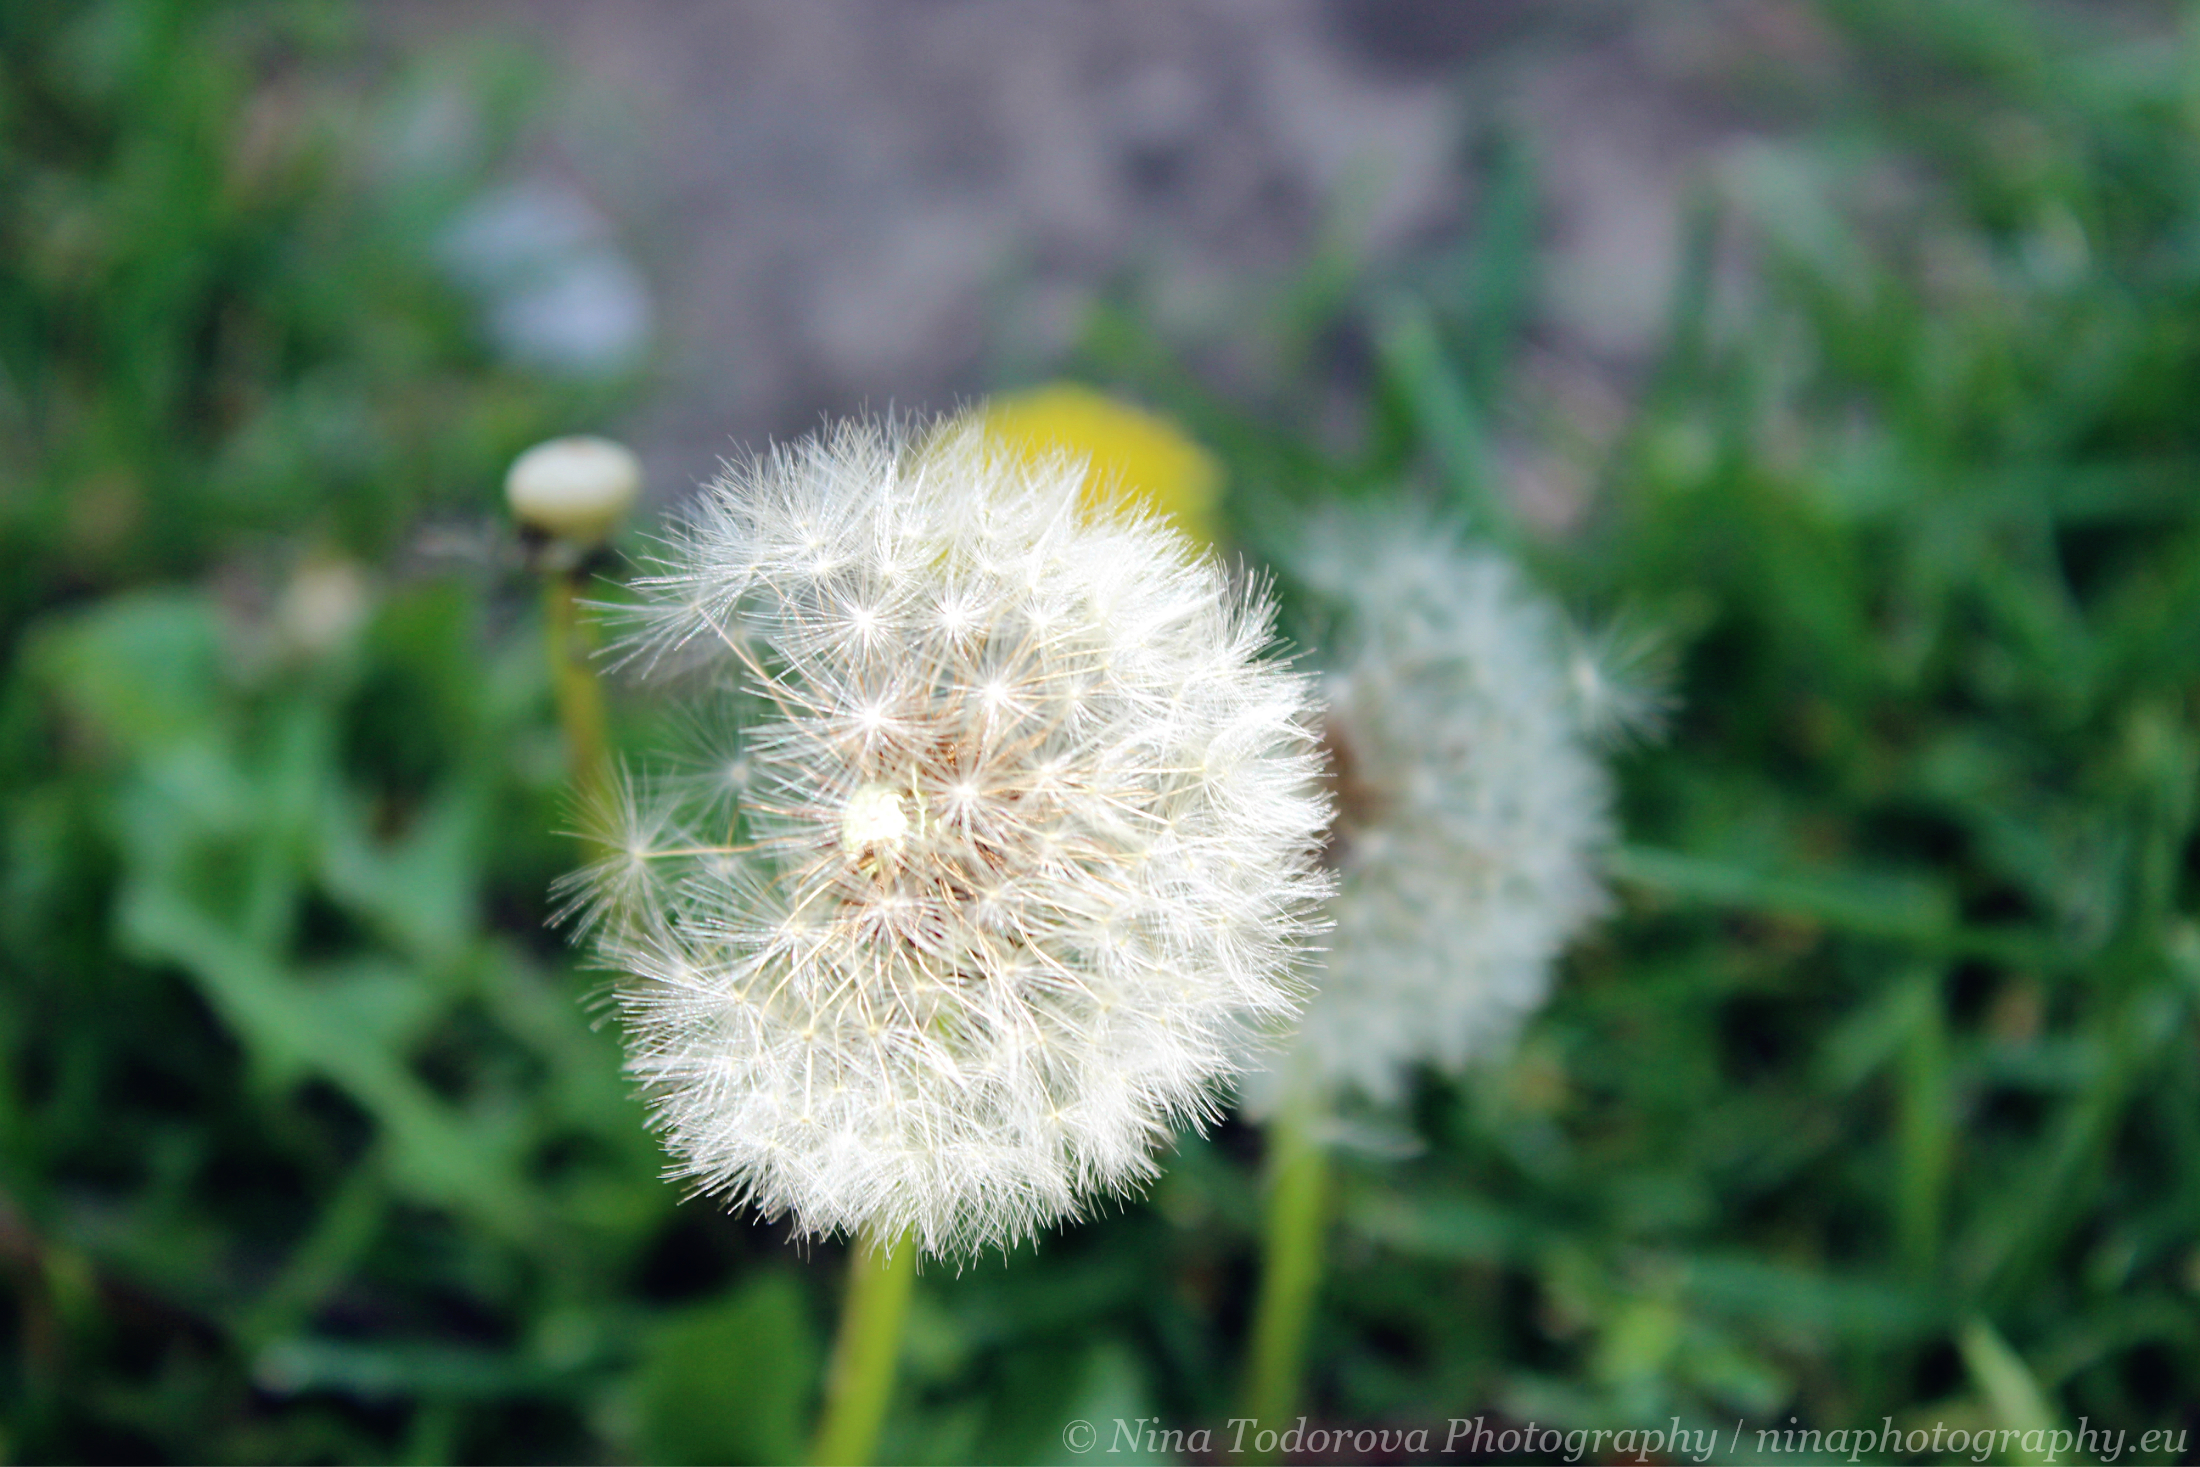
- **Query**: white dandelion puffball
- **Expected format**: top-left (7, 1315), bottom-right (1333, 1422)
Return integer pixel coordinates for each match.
top-left (569, 418), bottom-right (1331, 1258)
top-left (1259, 509), bottom-right (1611, 1106)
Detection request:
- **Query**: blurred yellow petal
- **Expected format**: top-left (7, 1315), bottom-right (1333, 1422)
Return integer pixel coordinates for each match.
top-left (982, 384), bottom-right (1221, 547)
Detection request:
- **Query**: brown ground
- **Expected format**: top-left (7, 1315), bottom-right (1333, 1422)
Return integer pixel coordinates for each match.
top-left (376, 1), bottom-right (1839, 511)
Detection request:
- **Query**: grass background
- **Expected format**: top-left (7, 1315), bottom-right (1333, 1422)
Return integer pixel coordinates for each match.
top-left (4, 1), bottom-right (2199, 1461)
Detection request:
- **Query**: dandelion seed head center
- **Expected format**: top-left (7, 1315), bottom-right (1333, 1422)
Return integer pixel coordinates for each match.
top-left (839, 781), bottom-right (910, 857)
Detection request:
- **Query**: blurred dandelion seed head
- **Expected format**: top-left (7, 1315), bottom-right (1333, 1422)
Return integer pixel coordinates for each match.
top-left (1251, 508), bottom-right (1612, 1108)
top-left (563, 417), bottom-right (1330, 1257)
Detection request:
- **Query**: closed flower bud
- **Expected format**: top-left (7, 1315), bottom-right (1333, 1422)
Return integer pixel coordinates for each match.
top-left (506, 435), bottom-right (643, 549)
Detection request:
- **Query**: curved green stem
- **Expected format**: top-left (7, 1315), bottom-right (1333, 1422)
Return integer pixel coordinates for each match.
top-left (810, 1227), bottom-right (917, 1467)
top-left (1239, 1103), bottom-right (1331, 1457)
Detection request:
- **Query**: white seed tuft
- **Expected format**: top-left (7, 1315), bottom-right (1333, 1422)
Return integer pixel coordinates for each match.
top-left (563, 417), bottom-right (1331, 1258)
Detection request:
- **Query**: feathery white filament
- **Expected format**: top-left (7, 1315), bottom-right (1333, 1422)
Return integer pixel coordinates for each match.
top-left (565, 418), bottom-right (1330, 1258)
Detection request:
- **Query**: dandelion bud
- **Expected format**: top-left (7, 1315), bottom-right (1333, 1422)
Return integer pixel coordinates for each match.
top-left (505, 434), bottom-right (642, 549)
top-left (1250, 509), bottom-right (1612, 1107)
top-left (564, 417), bottom-right (1330, 1257)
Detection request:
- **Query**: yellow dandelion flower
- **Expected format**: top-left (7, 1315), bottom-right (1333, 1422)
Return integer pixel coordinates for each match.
top-left (982, 384), bottom-right (1222, 546)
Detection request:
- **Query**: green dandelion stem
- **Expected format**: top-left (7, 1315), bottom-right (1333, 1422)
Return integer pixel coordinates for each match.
top-left (543, 570), bottom-right (611, 813)
top-left (1240, 1102), bottom-right (1331, 1456)
top-left (810, 1226), bottom-right (917, 1467)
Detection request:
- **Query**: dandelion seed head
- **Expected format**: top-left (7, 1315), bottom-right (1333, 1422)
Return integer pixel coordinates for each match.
top-left (1248, 508), bottom-right (1612, 1108)
top-left (568, 417), bottom-right (1330, 1257)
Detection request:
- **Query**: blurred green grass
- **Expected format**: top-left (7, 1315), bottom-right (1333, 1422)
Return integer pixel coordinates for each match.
top-left (4, 0), bottom-right (2200, 1462)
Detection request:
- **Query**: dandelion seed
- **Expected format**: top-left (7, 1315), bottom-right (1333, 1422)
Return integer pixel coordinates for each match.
top-left (1563, 609), bottom-right (1676, 746)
